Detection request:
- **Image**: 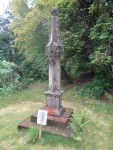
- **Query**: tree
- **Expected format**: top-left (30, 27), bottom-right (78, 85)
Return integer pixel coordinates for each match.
top-left (10, 0), bottom-right (55, 59)
top-left (9, 0), bottom-right (56, 80)
top-left (57, 0), bottom-right (113, 81)
top-left (0, 14), bottom-right (15, 62)
top-left (10, 0), bottom-right (113, 84)
top-left (89, 0), bottom-right (113, 79)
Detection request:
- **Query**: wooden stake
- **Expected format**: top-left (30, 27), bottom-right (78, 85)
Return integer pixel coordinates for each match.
top-left (39, 124), bottom-right (42, 140)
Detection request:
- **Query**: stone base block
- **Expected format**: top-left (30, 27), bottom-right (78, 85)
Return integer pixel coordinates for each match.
top-left (31, 108), bottom-right (73, 126)
top-left (45, 91), bottom-right (63, 109)
top-left (18, 108), bottom-right (73, 137)
top-left (18, 117), bottom-right (73, 137)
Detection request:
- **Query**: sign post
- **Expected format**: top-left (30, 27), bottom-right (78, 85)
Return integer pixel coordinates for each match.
top-left (37, 110), bottom-right (48, 139)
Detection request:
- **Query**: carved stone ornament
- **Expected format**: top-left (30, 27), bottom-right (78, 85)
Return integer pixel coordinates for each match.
top-left (46, 8), bottom-right (64, 57)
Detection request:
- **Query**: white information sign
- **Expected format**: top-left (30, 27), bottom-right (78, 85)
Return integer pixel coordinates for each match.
top-left (37, 110), bottom-right (48, 126)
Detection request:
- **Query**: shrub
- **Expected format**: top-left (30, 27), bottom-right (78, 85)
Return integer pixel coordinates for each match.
top-left (78, 78), bottom-right (111, 99)
top-left (0, 60), bottom-right (21, 95)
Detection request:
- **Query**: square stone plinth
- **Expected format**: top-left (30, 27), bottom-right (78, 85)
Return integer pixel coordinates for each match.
top-left (45, 91), bottom-right (63, 109)
top-left (18, 108), bottom-right (73, 137)
top-left (45, 91), bottom-right (64, 116)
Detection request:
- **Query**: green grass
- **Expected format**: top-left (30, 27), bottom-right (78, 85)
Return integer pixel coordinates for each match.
top-left (0, 82), bottom-right (47, 109)
top-left (0, 82), bottom-right (113, 149)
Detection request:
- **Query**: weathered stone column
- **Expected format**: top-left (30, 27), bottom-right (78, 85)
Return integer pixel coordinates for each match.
top-left (18, 8), bottom-right (73, 136)
top-left (44, 8), bottom-right (64, 116)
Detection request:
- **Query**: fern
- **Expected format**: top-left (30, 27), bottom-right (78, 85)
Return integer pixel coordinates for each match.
top-left (70, 112), bottom-right (89, 141)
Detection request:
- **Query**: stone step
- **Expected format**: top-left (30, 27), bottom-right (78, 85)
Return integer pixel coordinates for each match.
top-left (18, 116), bottom-right (73, 137)
top-left (31, 108), bottom-right (73, 127)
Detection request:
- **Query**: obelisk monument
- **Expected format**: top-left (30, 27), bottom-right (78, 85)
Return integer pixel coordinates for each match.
top-left (18, 8), bottom-right (73, 136)
top-left (44, 8), bottom-right (64, 116)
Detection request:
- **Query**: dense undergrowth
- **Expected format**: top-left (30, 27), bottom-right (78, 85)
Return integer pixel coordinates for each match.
top-left (75, 77), bottom-right (112, 99)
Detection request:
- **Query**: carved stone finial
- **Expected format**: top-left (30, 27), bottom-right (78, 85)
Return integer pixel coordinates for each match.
top-left (51, 8), bottom-right (58, 16)
top-left (46, 8), bottom-right (64, 57)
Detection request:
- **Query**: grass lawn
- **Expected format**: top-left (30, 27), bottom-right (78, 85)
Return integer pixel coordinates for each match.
top-left (0, 82), bottom-right (113, 150)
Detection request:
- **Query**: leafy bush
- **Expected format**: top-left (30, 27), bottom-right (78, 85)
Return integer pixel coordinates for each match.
top-left (78, 78), bottom-right (111, 99)
top-left (0, 60), bottom-right (21, 95)
top-left (20, 56), bottom-right (48, 81)
top-left (58, 0), bottom-right (113, 82)
top-left (89, 13), bottom-right (113, 79)
top-left (70, 111), bottom-right (88, 142)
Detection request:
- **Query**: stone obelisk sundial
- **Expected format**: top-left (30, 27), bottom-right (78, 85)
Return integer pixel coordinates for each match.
top-left (44, 8), bottom-right (64, 117)
top-left (42, 8), bottom-right (73, 127)
top-left (18, 8), bottom-right (73, 137)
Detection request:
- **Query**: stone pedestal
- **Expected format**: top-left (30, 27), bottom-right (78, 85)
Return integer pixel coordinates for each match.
top-left (44, 91), bottom-right (64, 116)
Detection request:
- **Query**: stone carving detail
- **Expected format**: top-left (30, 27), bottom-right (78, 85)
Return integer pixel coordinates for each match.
top-left (46, 8), bottom-right (64, 57)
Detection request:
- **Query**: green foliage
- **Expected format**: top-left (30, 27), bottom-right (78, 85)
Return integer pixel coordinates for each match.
top-left (70, 111), bottom-right (88, 142)
top-left (10, 0), bottom-right (53, 60)
top-left (61, 30), bottom-right (84, 77)
top-left (20, 56), bottom-right (48, 81)
top-left (78, 78), bottom-right (111, 99)
top-left (26, 128), bottom-right (39, 143)
top-left (58, 0), bottom-right (113, 81)
top-left (9, 0), bottom-right (55, 81)
top-left (0, 60), bottom-right (21, 95)
top-left (90, 13), bottom-right (113, 79)
top-left (0, 32), bottom-right (12, 61)
top-left (58, 0), bottom-right (93, 76)
top-left (8, 0), bottom-right (113, 97)
top-left (0, 15), bottom-right (15, 62)
top-left (90, 51), bottom-right (113, 66)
